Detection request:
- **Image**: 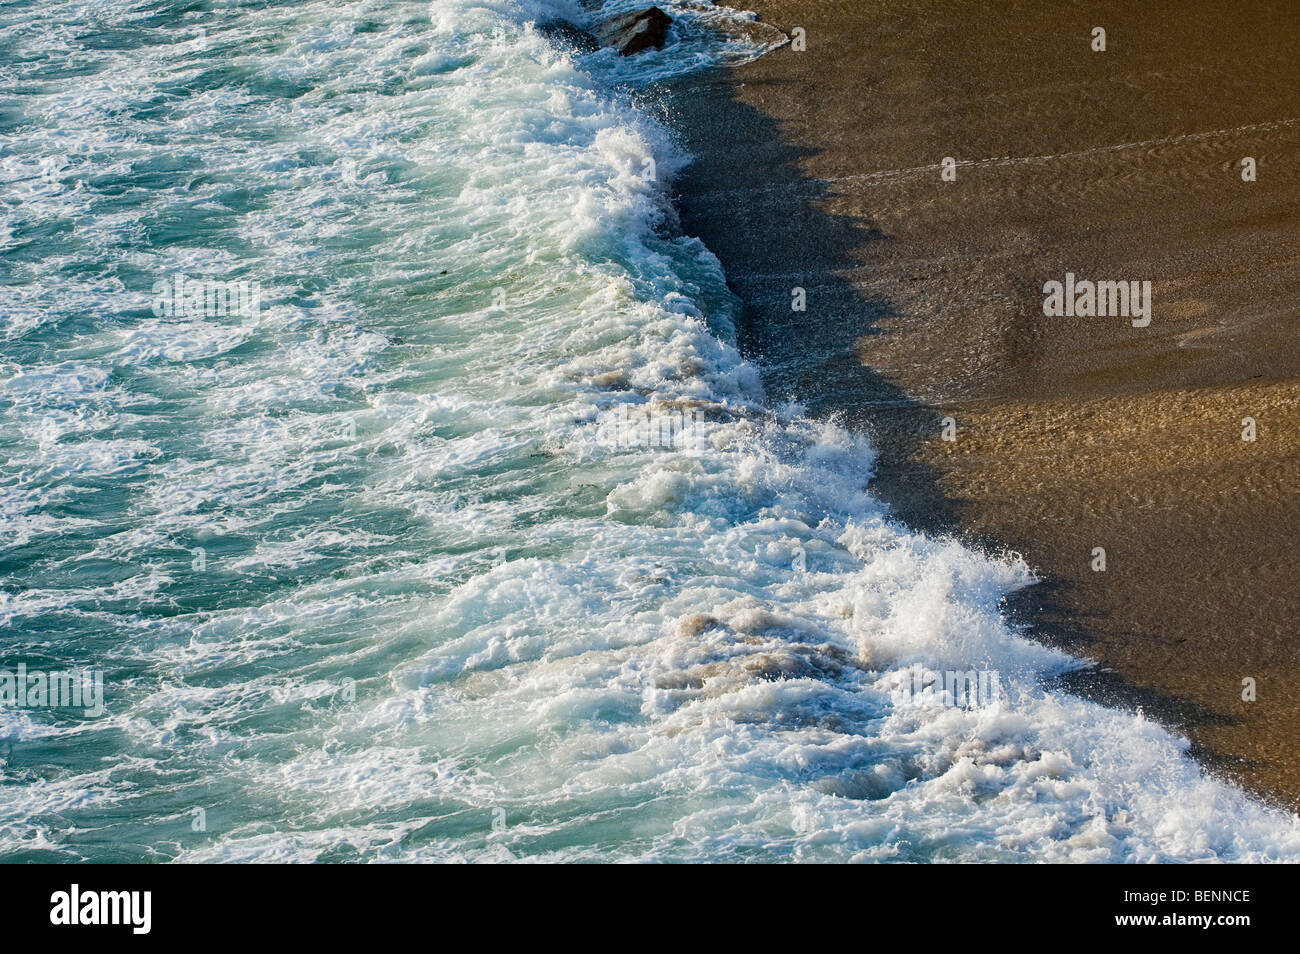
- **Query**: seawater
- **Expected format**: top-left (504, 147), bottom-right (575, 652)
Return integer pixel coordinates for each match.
top-left (1, 0), bottom-right (1297, 862)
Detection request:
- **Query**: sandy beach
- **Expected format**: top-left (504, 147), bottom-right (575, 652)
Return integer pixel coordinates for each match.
top-left (667, 0), bottom-right (1300, 804)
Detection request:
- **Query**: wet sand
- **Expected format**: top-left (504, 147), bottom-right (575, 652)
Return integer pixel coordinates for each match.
top-left (665, 0), bottom-right (1300, 804)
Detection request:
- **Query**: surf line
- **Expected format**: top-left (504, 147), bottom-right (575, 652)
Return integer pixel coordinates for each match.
top-left (689, 116), bottom-right (1300, 200)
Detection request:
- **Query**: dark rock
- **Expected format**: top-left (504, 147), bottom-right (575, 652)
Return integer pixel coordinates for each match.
top-left (536, 19), bottom-right (601, 54)
top-left (592, 7), bottom-right (673, 56)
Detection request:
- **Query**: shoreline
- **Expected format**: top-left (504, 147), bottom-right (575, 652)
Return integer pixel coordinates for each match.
top-left (663, 0), bottom-right (1300, 806)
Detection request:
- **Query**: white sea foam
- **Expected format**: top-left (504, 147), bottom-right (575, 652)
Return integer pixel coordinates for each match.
top-left (0, 0), bottom-right (1296, 862)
